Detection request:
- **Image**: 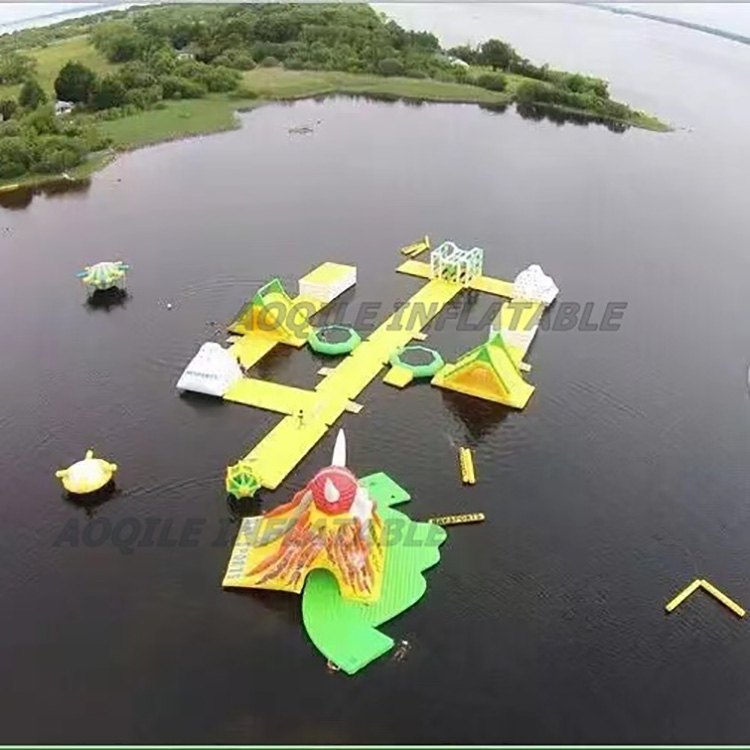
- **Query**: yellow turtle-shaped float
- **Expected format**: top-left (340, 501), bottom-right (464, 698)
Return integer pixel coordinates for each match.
top-left (55, 449), bottom-right (118, 494)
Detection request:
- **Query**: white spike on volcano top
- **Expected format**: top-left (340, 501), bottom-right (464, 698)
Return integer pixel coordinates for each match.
top-left (331, 429), bottom-right (346, 467)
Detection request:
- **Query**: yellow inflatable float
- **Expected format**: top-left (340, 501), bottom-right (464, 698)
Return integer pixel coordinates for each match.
top-left (56, 449), bottom-right (118, 494)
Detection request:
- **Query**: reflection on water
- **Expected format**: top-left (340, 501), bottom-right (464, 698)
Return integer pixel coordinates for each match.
top-left (277, 92), bottom-right (625, 131)
top-left (63, 481), bottom-right (119, 518)
top-left (478, 101), bottom-right (510, 115)
top-left (515, 102), bottom-right (631, 132)
top-left (440, 388), bottom-right (511, 442)
top-left (226, 493), bottom-right (264, 522)
top-left (0, 176), bottom-right (91, 210)
top-left (85, 287), bottom-right (130, 311)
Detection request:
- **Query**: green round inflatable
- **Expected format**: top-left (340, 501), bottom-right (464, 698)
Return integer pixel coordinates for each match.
top-left (390, 345), bottom-right (444, 378)
top-left (309, 325), bottom-right (361, 356)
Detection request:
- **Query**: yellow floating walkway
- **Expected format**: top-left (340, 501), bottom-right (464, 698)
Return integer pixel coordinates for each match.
top-left (229, 335), bottom-right (279, 369)
top-left (471, 275), bottom-right (516, 299)
top-left (227, 255), bottom-right (542, 491)
top-left (235, 277), bottom-right (461, 490)
top-left (241, 415), bottom-right (331, 490)
top-left (397, 259), bottom-right (516, 300)
top-left (223, 378), bottom-right (318, 415)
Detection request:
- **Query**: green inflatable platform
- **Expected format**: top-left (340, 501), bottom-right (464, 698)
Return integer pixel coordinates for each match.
top-left (301, 472), bottom-right (447, 674)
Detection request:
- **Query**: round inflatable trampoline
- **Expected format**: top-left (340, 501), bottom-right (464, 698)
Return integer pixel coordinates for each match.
top-left (309, 325), bottom-right (362, 356)
top-left (390, 345), bottom-right (444, 378)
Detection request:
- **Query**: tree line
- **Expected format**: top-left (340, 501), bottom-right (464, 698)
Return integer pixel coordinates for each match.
top-left (0, 3), bottom-right (636, 180)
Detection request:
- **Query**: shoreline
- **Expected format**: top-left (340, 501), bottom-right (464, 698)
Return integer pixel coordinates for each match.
top-left (0, 75), bottom-right (670, 194)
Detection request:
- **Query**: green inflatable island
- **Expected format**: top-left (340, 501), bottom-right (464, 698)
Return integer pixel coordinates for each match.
top-left (390, 345), bottom-right (444, 379)
top-left (302, 472), bottom-right (447, 675)
top-left (308, 324), bottom-right (361, 356)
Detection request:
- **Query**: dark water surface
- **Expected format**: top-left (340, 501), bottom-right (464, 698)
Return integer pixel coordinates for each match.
top-left (3, 5), bottom-right (750, 744)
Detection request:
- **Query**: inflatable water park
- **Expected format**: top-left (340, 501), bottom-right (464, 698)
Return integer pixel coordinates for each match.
top-left (64, 239), bottom-right (746, 673)
top-left (174, 239), bottom-right (558, 671)
top-left (62, 238), bottom-right (563, 672)
top-left (176, 241), bottom-right (560, 495)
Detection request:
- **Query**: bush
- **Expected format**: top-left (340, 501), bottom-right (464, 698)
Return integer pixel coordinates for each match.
top-left (377, 57), bottom-right (405, 77)
top-left (213, 48), bottom-right (256, 70)
top-left (0, 136), bottom-right (31, 177)
top-left (124, 84), bottom-right (163, 109)
top-left (260, 56), bottom-right (280, 68)
top-left (0, 98), bottom-right (18, 120)
top-left (55, 61), bottom-right (98, 104)
top-left (509, 57), bottom-right (547, 81)
top-left (0, 120), bottom-right (21, 136)
top-left (199, 64), bottom-right (240, 92)
top-left (447, 45), bottom-right (478, 65)
top-left (118, 60), bottom-right (159, 89)
top-left (475, 72), bottom-right (506, 92)
top-left (229, 85), bottom-right (259, 100)
top-left (24, 104), bottom-right (59, 135)
top-left (451, 65), bottom-right (470, 83)
top-left (19, 78), bottom-right (47, 109)
top-left (92, 20), bottom-right (146, 62)
top-left (478, 39), bottom-right (514, 70)
top-left (92, 74), bottom-right (127, 110)
top-left (0, 158), bottom-right (25, 179)
top-left (159, 75), bottom-right (207, 99)
top-left (31, 135), bottom-right (86, 173)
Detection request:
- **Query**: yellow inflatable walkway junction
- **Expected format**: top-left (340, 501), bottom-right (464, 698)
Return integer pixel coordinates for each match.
top-left (207, 245), bottom-right (554, 492)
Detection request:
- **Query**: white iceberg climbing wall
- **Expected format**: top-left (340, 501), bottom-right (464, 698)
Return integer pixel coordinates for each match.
top-left (176, 342), bottom-right (243, 397)
top-left (512, 264), bottom-right (559, 306)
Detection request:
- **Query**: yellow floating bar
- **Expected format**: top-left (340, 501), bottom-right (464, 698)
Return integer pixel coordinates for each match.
top-left (459, 447), bottom-right (476, 485)
top-left (429, 512), bottom-right (485, 526)
top-left (400, 235), bottom-right (430, 257)
top-left (396, 259), bottom-right (431, 279)
top-left (470, 275), bottom-right (516, 299)
top-left (396, 259), bottom-right (517, 299)
top-left (665, 578), bottom-right (746, 617)
top-left (700, 579), bottom-right (746, 618)
top-left (223, 378), bottom-right (317, 415)
top-left (665, 578), bottom-right (702, 612)
top-left (229, 335), bottom-right (278, 369)
top-left (383, 365), bottom-right (414, 388)
top-left (298, 262), bottom-right (355, 286)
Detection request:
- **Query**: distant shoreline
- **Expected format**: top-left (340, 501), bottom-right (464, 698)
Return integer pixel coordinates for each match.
top-left (588, 3), bottom-right (750, 48)
top-left (0, 2), bottom-right (141, 35)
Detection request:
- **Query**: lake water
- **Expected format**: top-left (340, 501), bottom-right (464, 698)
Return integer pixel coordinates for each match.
top-left (3, 4), bottom-right (750, 744)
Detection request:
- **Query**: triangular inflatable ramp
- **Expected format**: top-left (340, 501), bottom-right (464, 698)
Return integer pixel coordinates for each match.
top-left (431, 332), bottom-right (535, 409)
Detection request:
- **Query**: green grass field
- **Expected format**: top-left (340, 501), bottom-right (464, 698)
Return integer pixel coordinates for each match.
top-left (0, 35), bottom-right (114, 99)
top-left (98, 96), bottom-right (261, 149)
top-left (241, 67), bottom-right (511, 105)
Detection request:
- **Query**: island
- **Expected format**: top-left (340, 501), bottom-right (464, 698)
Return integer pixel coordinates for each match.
top-left (0, 3), bottom-right (670, 189)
